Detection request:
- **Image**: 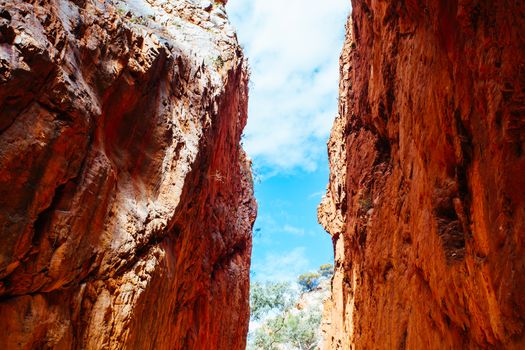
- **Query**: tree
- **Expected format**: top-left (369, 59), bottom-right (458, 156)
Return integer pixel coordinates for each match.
top-left (250, 281), bottom-right (295, 321)
top-left (318, 263), bottom-right (334, 278)
top-left (248, 271), bottom-right (329, 349)
top-left (252, 308), bottom-right (322, 350)
top-left (297, 272), bottom-right (321, 292)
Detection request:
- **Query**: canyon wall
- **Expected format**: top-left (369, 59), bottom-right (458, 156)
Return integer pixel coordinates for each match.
top-left (0, 0), bottom-right (256, 349)
top-left (320, 0), bottom-right (525, 349)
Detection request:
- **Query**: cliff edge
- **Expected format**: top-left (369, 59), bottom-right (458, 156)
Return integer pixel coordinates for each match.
top-left (0, 0), bottom-right (256, 348)
top-left (320, 1), bottom-right (525, 348)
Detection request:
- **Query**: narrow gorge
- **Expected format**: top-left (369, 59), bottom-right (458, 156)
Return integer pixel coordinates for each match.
top-left (0, 0), bottom-right (524, 349)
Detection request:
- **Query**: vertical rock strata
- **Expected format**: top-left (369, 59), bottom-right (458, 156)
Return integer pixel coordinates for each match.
top-left (0, 0), bottom-right (256, 349)
top-left (320, 1), bottom-right (525, 349)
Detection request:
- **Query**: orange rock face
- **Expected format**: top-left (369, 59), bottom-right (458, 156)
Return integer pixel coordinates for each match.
top-left (0, 0), bottom-right (255, 349)
top-left (319, 1), bottom-right (525, 349)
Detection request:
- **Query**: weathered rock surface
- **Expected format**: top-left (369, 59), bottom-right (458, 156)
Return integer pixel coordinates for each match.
top-left (320, 1), bottom-right (525, 349)
top-left (0, 0), bottom-right (256, 348)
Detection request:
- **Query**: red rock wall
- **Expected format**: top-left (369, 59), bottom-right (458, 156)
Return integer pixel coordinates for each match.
top-left (320, 0), bottom-right (525, 348)
top-left (0, 0), bottom-right (256, 349)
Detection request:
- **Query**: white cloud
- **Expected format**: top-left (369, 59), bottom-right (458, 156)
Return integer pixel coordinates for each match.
top-left (282, 224), bottom-right (305, 236)
top-left (252, 247), bottom-right (310, 282)
top-left (308, 190), bottom-right (326, 199)
top-left (227, 0), bottom-right (351, 173)
top-left (253, 215), bottom-right (305, 244)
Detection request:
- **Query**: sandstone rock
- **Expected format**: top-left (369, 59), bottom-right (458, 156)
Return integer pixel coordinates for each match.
top-left (320, 1), bottom-right (525, 349)
top-left (0, 0), bottom-right (255, 349)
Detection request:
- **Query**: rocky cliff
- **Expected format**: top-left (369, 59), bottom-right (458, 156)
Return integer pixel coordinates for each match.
top-left (0, 0), bottom-right (256, 349)
top-left (320, 0), bottom-right (525, 349)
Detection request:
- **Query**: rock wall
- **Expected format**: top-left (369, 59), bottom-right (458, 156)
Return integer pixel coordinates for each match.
top-left (320, 0), bottom-right (525, 348)
top-left (0, 0), bottom-right (256, 349)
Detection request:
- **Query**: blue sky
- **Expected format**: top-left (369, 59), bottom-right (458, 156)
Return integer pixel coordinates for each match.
top-left (226, 0), bottom-right (351, 282)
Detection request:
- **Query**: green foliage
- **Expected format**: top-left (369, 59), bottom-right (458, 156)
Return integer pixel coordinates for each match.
top-left (250, 281), bottom-right (295, 321)
top-left (116, 8), bottom-right (126, 17)
top-left (213, 55), bottom-right (225, 69)
top-left (129, 15), bottom-right (149, 26)
top-left (319, 263), bottom-right (334, 278)
top-left (251, 165), bottom-right (263, 184)
top-left (297, 272), bottom-right (321, 292)
top-left (247, 266), bottom-right (335, 349)
top-left (252, 308), bottom-right (322, 350)
top-left (359, 194), bottom-right (373, 212)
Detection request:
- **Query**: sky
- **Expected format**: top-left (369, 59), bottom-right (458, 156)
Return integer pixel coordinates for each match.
top-left (226, 0), bottom-right (351, 282)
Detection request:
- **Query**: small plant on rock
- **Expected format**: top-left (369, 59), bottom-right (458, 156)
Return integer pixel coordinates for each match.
top-left (213, 55), bottom-right (225, 69)
top-left (358, 194), bottom-right (373, 212)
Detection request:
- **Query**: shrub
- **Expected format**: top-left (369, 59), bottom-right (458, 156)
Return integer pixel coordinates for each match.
top-left (297, 272), bottom-right (321, 292)
top-left (250, 281), bottom-right (294, 321)
top-left (318, 263), bottom-right (334, 278)
top-left (359, 194), bottom-right (373, 212)
top-left (252, 308), bottom-right (322, 350)
top-left (213, 55), bottom-right (225, 69)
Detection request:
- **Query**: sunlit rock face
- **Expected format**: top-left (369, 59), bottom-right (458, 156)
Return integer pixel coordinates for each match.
top-left (0, 0), bottom-right (256, 348)
top-left (320, 1), bottom-right (525, 349)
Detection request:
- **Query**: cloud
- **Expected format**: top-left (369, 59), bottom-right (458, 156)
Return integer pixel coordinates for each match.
top-left (227, 0), bottom-right (351, 173)
top-left (282, 224), bottom-right (305, 236)
top-left (252, 247), bottom-right (310, 282)
top-left (253, 215), bottom-right (305, 245)
top-left (308, 190), bottom-right (326, 199)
